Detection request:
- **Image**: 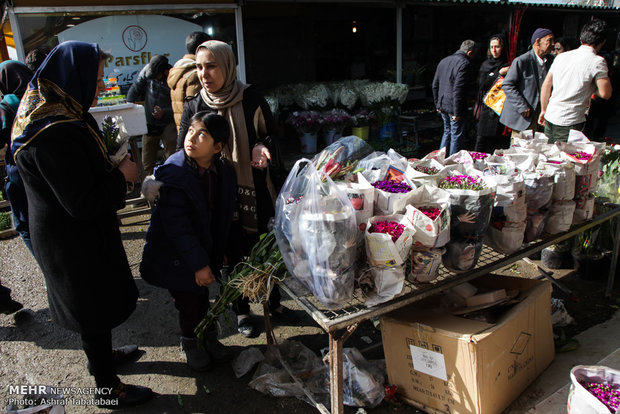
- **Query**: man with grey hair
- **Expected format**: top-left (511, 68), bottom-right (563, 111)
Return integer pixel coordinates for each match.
top-left (432, 40), bottom-right (477, 155)
top-left (500, 28), bottom-right (554, 136)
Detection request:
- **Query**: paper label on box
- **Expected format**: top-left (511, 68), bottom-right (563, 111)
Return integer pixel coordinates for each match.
top-left (410, 344), bottom-right (447, 381)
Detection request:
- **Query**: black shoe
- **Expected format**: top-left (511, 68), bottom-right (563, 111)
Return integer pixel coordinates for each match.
top-left (88, 345), bottom-right (142, 375)
top-left (0, 298), bottom-right (23, 315)
top-left (270, 306), bottom-right (300, 324)
top-left (205, 330), bottom-right (231, 363)
top-left (237, 317), bottom-right (258, 338)
top-left (96, 382), bottom-right (154, 409)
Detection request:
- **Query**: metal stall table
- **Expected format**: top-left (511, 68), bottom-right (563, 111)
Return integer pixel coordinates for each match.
top-left (270, 204), bottom-right (620, 414)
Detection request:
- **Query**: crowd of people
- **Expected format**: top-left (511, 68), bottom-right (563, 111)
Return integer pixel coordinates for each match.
top-left (0, 16), bottom-right (618, 410)
top-left (432, 18), bottom-right (616, 156)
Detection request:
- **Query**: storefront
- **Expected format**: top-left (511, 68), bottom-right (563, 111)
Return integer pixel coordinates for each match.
top-left (1, 0), bottom-right (618, 93)
top-left (2, 1), bottom-right (241, 91)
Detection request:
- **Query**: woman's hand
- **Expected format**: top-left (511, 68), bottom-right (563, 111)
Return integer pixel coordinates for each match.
top-left (118, 155), bottom-right (139, 183)
top-left (195, 265), bottom-right (215, 287)
top-left (251, 143), bottom-right (271, 169)
top-left (499, 66), bottom-right (509, 76)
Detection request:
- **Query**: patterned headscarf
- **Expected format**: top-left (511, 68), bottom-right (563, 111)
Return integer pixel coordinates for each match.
top-left (196, 40), bottom-right (258, 232)
top-left (11, 41), bottom-right (111, 170)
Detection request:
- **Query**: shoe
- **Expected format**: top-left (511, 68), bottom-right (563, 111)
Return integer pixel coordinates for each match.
top-left (87, 344), bottom-right (142, 375)
top-left (205, 330), bottom-right (231, 363)
top-left (0, 298), bottom-right (23, 315)
top-left (96, 382), bottom-right (154, 408)
top-left (180, 336), bottom-right (212, 372)
top-left (237, 317), bottom-right (258, 338)
top-left (270, 306), bottom-right (300, 324)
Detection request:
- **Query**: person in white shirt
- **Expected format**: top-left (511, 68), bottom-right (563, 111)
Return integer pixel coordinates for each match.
top-left (538, 19), bottom-right (612, 142)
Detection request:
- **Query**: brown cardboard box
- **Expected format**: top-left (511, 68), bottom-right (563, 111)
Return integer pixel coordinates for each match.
top-left (380, 275), bottom-right (554, 414)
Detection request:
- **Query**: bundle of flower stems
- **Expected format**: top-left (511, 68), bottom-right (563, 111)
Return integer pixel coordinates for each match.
top-left (195, 231), bottom-right (287, 347)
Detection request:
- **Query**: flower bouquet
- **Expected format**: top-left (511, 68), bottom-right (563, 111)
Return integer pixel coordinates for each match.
top-left (372, 177), bottom-right (415, 215)
top-left (404, 185), bottom-right (451, 248)
top-left (101, 115), bottom-right (129, 166)
top-left (438, 169), bottom-right (496, 272)
top-left (363, 215), bottom-right (415, 306)
top-left (568, 365), bottom-right (620, 414)
top-left (322, 108), bottom-right (350, 132)
top-left (365, 215), bottom-right (414, 268)
top-left (275, 158), bottom-right (358, 308)
top-left (295, 83), bottom-right (330, 110)
top-left (361, 82), bottom-right (408, 134)
top-left (409, 158), bottom-right (459, 187)
top-left (351, 108), bottom-right (376, 127)
top-left (335, 173), bottom-right (375, 247)
top-left (287, 110), bottom-right (323, 134)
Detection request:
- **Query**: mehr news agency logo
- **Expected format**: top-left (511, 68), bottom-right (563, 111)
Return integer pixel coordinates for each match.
top-left (5, 385), bottom-right (117, 408)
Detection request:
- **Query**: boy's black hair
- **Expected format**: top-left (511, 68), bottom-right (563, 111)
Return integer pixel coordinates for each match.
top-left (190, 111), bottom-right (230, 146)
top-left (186, 32), bottom-right (212, 55)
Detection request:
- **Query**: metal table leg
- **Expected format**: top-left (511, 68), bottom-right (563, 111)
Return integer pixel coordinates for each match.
top-left (328, 324), bottom-right (358, 414)
top-left (606, 214), bottom-right (620, 298)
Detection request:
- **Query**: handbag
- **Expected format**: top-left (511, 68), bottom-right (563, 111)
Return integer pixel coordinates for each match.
top-left (483, 76), bottom-right (506, 116)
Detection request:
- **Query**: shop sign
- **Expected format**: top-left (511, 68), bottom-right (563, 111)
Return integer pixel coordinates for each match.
top-left (58, 15), bottom-right (201, 90)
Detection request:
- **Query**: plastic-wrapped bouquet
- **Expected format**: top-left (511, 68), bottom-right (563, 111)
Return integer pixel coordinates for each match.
top-left (101, 115), bottom-right (129, 166)
top-left (313, 135), bottom-right (373, 181)
top-left (275, 158), bottom-right (358, 308)
top-left (287, 111), bottom-right (323, 134)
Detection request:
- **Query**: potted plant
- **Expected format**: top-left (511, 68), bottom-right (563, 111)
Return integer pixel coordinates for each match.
top-left (351, 108), bottom-right (375, 141)
top-left (286, 110), bottom-right (323, 154)
top-left (572, 225), bottom-right (611, 281)
top-left (361, 82), bottom-right (409, 141)
top-left (321, 108), bottom-right (350, 146)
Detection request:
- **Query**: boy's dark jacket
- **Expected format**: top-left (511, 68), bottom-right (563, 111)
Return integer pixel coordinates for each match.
top-left (140, 150), bottom-right (237, 293)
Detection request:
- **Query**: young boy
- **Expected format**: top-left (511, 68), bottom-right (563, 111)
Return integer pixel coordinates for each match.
top-left (140, 112), bottom-right (236, 371)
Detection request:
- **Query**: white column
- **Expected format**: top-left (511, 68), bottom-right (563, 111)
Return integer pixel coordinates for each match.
top-left (235, 6), bottom-right (246, 83)
top-left (396, 6), bottom-right (403, 84)
top-left (8, 7), bottom-right (25, 62)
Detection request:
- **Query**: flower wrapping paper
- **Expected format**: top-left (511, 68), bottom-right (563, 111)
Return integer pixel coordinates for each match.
top-left (365, 215), bottom-right (415, 268)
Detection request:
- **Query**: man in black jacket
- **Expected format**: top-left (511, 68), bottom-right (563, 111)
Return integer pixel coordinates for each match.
top-left (127, 54), bottom-right (175, 176)
top-left (432, 40), bottom-right (477, 156)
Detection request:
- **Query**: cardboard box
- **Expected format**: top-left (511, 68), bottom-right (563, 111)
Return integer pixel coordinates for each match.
top-left (380, 275), bottom-right (554, 414)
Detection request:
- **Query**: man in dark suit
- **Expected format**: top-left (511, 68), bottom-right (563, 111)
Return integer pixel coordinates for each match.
top-left (500, 28), bottom-right (554, 137)
top-left (432, 40), bottom-right (477, 156)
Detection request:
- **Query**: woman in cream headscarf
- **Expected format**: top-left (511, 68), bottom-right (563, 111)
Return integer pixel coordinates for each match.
top-left (176, 40), bottom-right (298, 338)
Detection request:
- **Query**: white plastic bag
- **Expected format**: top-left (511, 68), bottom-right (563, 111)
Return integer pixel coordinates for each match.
top-left (568, 365), bottom-right (620, 414)
top-left (275, 159), bottom-right (357, 308)
top-left (336, 173), bottom-right (375, 243)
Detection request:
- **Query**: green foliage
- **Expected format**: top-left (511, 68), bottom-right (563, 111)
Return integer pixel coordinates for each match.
top-left (0, 212), bottom-right (12, 231)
